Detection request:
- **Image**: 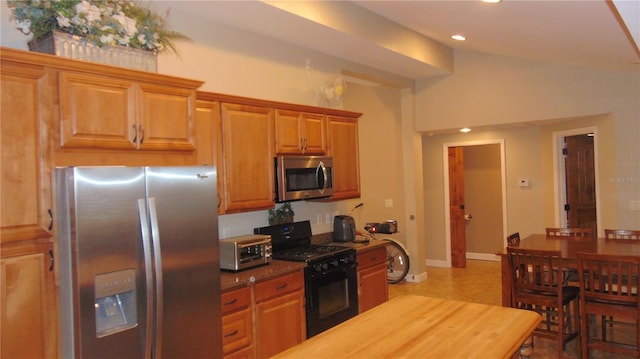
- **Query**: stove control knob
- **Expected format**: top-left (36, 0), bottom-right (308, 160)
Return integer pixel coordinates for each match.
top-left (323, 263), bottom-right (329, 270)
top-left (331, 260), bottom-right (339, 267)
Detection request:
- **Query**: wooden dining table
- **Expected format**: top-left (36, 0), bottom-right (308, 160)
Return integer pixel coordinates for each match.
top-left (498, 233), bottom-right (640, 306)
top-left (272, 294), bottom-right (541, 359)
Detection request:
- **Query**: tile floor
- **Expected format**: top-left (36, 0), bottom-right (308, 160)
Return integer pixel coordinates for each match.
top-left (388, 260), bottom-right (636, 358)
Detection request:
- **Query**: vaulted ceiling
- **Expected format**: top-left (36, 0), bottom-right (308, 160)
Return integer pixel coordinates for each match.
top-left (164, 0), bottom-right (640, 79)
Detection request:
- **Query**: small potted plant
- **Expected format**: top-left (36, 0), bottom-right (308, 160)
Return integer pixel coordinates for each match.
top-left (268, 202), bottom-right (295, 225)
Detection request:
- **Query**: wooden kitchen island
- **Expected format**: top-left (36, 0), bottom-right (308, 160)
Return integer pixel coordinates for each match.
top-left (272, 294), bottom-right (541, 359)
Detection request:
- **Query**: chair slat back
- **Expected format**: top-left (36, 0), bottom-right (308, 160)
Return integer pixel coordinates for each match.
top-left (546, 227), bottom-right (593, 238)
top-left (508, 247), bottom-right (561, 296)
top-left (577, 252), bottom-right (640, 307)
top-left (604, 229), bottom-right (640, 240)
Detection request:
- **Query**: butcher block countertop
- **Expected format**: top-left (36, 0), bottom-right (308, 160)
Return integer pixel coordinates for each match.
top-left (272, 295), bottom-right (541, 359)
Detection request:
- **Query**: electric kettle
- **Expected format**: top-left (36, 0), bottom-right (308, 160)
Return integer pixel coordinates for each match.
top-left (333, 215), bottom-right (356, 242)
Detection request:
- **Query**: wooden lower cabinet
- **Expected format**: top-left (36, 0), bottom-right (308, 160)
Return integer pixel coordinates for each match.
top-left (221, 286), bottom-right (254, 358)
top-left (254, 271), bottom-right (306, 359)
top-left (221, 271), bottom-right (305, 359)
top-left (357, 246), bottom-right (389, 313)
top-left (1, 241), bottom-right (57, 359)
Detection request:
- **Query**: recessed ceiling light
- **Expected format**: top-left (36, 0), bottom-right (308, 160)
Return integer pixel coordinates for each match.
top-left (451, 35), bottom-right (466, 41)
top-left (460, 128), bottom-right (471, 133)
top-left (481, 0), bottom-right (501, 3)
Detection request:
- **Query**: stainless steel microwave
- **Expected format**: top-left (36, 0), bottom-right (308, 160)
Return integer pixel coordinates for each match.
top-left (275, 156), bottom-right (334, 202)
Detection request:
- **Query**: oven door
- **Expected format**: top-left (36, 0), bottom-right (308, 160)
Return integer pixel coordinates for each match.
top-left (305, 262), bottom-right (359, 338)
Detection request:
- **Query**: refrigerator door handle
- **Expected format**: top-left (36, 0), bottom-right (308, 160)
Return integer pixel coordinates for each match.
top-left (148, 197), bottom-right (163, 359)
top-left (138, 199), bottom-right (154, 359)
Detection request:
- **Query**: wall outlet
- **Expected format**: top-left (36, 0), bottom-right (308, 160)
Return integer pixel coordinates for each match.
top-left (316, 214), bottom-right (322, 224)
top-left (630, 200), bottom-right (640, 211)
top-left (385, 199), bottom-right (393, 208)
top-left (325, 213), bottom-right (332, 223)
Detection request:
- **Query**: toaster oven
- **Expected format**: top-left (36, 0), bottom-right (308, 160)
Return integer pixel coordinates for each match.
top-left (219, 234), bottom-right (272, 271)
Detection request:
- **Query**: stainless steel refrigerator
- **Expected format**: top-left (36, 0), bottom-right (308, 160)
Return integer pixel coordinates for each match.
top-left (56, 166), bottom-right (222, 359)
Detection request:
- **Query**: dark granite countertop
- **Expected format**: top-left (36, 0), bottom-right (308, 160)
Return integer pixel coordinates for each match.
top-left (312, 232), bottom-right (390, 252)
top-left (220, 259), bottom-right (306, 292)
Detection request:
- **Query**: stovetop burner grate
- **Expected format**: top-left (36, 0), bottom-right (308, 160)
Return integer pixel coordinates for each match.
top-left (254, 220), bottom-right (353, 263)
top-left (271, 244), bottom-right (352, 263)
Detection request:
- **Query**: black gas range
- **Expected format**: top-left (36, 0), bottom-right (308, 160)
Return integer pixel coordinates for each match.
top-left (254, 220), bottom-right (359, 337)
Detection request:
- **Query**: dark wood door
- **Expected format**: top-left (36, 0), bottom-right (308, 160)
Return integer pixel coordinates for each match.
top-left (564, 134), bottom-right (597, 234)
top-left (449, 147), bottom-right (466, 268)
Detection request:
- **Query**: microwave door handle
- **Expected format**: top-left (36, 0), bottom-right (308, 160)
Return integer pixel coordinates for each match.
top-left (317, 161), bottom-right (328, 193)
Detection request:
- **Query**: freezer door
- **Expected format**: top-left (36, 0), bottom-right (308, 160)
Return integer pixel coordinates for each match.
top-left (57, 167), bottom-right (147, 359)
top-left (145, 167), bottom-right (222, 359)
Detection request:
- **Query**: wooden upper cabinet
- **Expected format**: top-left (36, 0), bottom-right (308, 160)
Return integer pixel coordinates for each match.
top-left (327, 115), bottom-right (361, 200)
top-left (275, 109), bottom-right (326, 155)
top-left (221, 103), bottom-right (275, 213)
top-left (1, 60), bottom-right (53, 243)
top-left (137, 83), bottom-right (195, 151)
top-left (58, 70), bottom-right (197, 151)
top-left (196, 95), bottom-right (224, 214)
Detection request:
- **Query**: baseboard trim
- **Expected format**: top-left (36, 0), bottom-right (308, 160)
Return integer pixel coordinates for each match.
top-left (425, 259), bottom-right (449, 268)
top-left (466, 252), bottom-right (500, 261)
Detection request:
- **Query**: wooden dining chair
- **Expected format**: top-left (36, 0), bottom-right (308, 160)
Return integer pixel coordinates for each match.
top-left (507, 232), bottom-right (520, 246)
top-left (546, 227), bottom-right (593, 238)
top-left (577, 252), bottom-right (640, 358)
top-left (604, 229), bottom-right (640, 240)
top-left (507, 247), bottom-right (581, 356)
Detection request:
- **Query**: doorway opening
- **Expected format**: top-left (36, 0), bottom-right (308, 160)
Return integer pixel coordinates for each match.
top-left (443, 139), bottom-right (507, 268)
top-left (553, 127), bottom-right (601, 236)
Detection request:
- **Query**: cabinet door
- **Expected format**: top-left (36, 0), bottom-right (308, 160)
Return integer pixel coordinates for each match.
top-left (1, 61), bottom-right (53, 243)
top-left (327, 116), bottom-right (360, 200)
top-left (221, 103), bottom-right (275, 213)
top-left (301, 112), bottom-right (327, 154)
top-left (275, 110), bottom-right (326, 155)
top-left (358, 262), bottom-right (389, 313)
top-left (274, 109), bottom-right (303, 154)
top-left (58, 70), bottom-right (137, 150)
top-left (255, 290), bottom-right (306, 359)
top-left (137, 83), bottom-right (196, 151)
top-left (1, 242), bottom-right (57, 359)
top-left (196, 99), bottom-right (224, 213)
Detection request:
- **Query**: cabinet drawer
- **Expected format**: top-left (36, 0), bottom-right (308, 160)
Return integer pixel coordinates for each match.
top-left (221, 286), bottom-right (252, 314)
top-left (224, 344), bottom-right (254, 359)
top-left (357, 246), bottom-right (387, 270)
top-left (222, 307), bottom-right (253, 355)
top-left (254, 271), bottom-right (304, 302)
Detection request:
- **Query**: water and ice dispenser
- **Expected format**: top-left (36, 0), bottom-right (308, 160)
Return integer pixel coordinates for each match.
top-left (94, 269), bottom-right (137, 337)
